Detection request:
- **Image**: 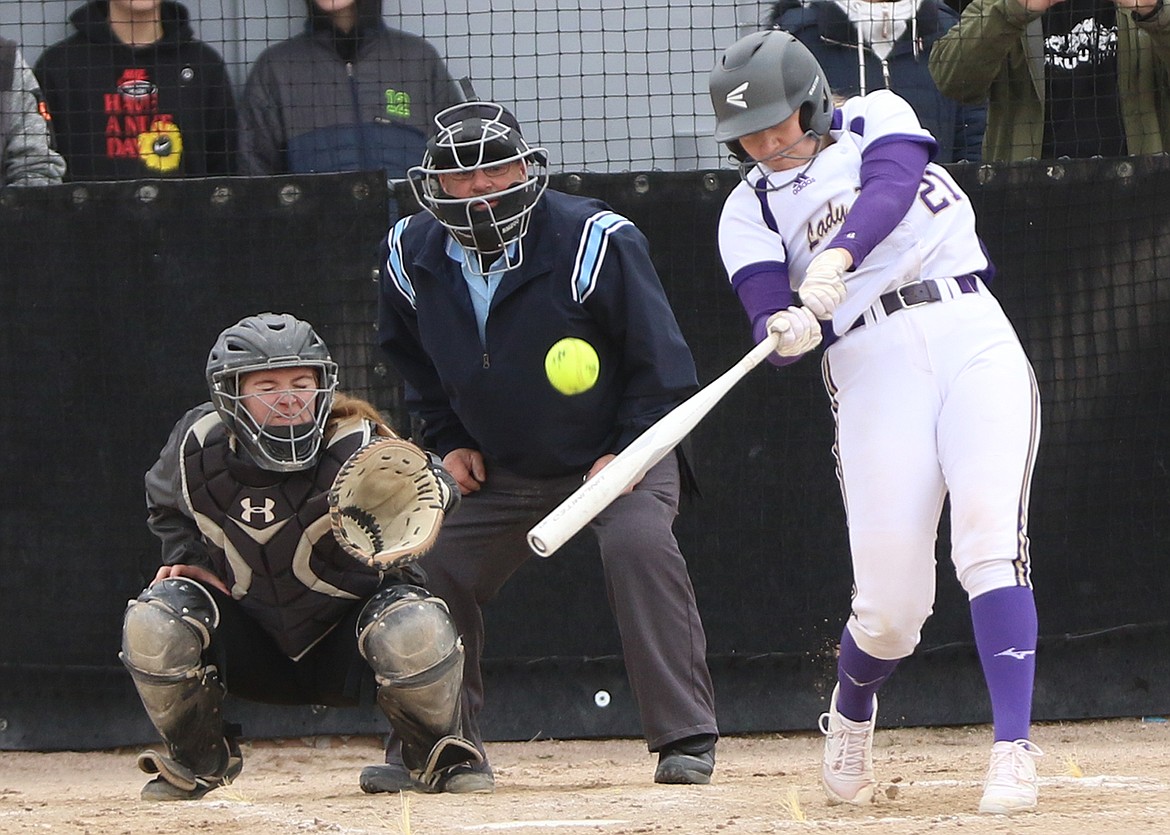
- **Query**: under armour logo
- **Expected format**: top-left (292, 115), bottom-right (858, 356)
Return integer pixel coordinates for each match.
top-left (994, 647), bottom-right (1035, 661)
top-left (726, 81), bottom-right (749, 109)
top-left (240, 496), bottom-right (276, 524)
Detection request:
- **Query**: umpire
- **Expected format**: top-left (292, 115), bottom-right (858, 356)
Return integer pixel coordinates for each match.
top-left (373, 99), bottom-right (719, 793)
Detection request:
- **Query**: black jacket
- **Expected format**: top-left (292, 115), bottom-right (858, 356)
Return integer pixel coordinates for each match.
top-left (34, 0), bottom-right (236, 179)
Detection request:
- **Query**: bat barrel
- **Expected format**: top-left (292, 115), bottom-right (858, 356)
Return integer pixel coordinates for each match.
top-left (528, 532), bottom-right (554, 557)
top-left (525, 331), bottom-right (781, 558)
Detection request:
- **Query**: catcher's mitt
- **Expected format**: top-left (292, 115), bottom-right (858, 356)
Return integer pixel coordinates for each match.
top-left (329, 437), bottom-right (451, 568)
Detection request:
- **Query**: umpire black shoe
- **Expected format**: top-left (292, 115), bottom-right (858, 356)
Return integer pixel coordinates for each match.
top-left (654, 734), bottom-right (717, 785)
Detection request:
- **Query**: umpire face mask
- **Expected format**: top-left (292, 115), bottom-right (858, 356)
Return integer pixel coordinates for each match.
top-left (409, 101), bottom-right (549, 275)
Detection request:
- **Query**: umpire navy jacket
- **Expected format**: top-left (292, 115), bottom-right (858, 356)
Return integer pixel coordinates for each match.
top-left (377, 190), bottom-right (699, 479)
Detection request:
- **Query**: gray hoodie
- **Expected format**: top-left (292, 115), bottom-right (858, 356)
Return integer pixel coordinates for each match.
top-left (239, 0), bottom-right (461, 178)
top-left (1, 39), bottom-right (66, 186)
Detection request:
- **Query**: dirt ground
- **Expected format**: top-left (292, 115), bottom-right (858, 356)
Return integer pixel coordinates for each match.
top-left (1, 718), bottom-right (1167, 834)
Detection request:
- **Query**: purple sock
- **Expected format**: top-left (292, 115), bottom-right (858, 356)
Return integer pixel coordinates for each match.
top-left (836, 627), bottom-right (900, 722)
top-left (971, 586), bottom-right (1037, 742)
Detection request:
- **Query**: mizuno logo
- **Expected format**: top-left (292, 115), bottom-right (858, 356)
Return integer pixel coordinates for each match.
top-left (726, 82), bottom-right (749, 109)
top-left (994, 647), bottom-right (1035, 660)
top-left (844, 671), bottom-right (887, 688)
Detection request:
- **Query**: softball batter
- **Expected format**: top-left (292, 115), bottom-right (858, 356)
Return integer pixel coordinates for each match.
top-left (708, 30), bottom-right (1043, 815)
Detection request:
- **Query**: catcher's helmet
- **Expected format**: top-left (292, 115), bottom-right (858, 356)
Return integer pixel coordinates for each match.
top-left (408, 101), bottom-right (548, 272)
top-left (709, 30), bottom-right (834, 161)
top-left (205, 313), bottom-right (338, 472)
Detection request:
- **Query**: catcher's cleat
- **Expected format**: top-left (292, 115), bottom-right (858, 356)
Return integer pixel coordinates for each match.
top-left (138, 743), bottom-right (243, 802)
top-left (979, 739), bottom-right (1042, 815)
top-left (360, 757), bottom-right (494, 794)
top-left (432, 761), bottom-right (495, 794)
top-left (819, 685), bottom-right (877, 805)
top-left (360, 762), bottom-right (419, 794)
top-left (654, 734), bottom-right (717, 785)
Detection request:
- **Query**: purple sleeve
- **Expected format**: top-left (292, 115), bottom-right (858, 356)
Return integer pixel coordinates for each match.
top-left (829, 137), bottom-right (931, 268)
top-left (730, 261), bottom-right (804, 367)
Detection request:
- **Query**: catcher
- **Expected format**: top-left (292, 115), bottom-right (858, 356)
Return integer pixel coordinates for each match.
top-left (120, 312), bottom-right (474, 801)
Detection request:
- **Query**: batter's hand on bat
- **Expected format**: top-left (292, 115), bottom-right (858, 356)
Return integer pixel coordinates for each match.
top-left (766, 306), bottom-right (823, 357)
top-left (800, 247), bottom-right (851, 319)
top-left (443, 447), bottom-right (487, 495)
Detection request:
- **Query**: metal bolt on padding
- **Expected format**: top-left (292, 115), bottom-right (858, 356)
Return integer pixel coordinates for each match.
top-left (280, 183), bottom-right (303, 205)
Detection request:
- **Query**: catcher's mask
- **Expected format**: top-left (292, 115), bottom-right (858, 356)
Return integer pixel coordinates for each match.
top-left (708, 30), bottom-right (834, 186)
top-left (205, 313), bottom-right (338, 472)
top-left (408, 100), bottom-right (549, 275)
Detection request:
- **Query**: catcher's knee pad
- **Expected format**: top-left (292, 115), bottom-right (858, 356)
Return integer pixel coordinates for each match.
top-left (120, 578), bottom-right (231, 779)
top-left (358, 585), bottom-right (476, 778)
top-left (121, 577), bottom-right (219, 680)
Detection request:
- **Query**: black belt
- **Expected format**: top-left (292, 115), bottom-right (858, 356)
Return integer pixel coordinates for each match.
top-left (850, 275), bottom-right (980, 332)
top-left (881, 274), bottom-right (979, 315)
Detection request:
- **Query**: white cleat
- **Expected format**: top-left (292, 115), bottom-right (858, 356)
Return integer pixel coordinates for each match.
top-left (978, 739), bottom-right (1043, 815)
top-left (818, 684), bottom-right (877, 805)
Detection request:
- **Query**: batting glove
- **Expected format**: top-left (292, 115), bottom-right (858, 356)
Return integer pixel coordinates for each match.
top-left (799, 248), bottom-right (851, 320)
top-left (766, 306), bottom-right (823, 357)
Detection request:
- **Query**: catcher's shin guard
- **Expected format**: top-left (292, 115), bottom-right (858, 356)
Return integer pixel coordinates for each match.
top-left (120, 578), bottom-right (237, 785)
top-left (358, 584), bottom-right (481, 787)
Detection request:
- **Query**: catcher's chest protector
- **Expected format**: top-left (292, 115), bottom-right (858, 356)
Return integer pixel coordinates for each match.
top-left (180, 415), bottom-right (381, 658)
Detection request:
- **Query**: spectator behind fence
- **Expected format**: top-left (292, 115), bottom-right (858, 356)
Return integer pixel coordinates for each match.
top-left (768, 0), bottom-right (986, 163)
top-left (0, 36), bottom-right (66, 186)
top-left (33, 0), bottom-right (236, 180)
top-left (371, 100), bottom-right (719, 794)
top-left (930, 0), bottom-right (1170, 161)
top-left (239, 0), bottom-right (462, 180)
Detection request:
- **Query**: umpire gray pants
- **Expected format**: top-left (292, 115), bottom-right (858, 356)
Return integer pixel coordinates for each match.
top-left (416, 453), bottom-right (717, 754)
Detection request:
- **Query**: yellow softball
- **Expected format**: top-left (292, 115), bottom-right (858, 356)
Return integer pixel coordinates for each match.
top-left (544, 337), bottom-right (600, 396)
